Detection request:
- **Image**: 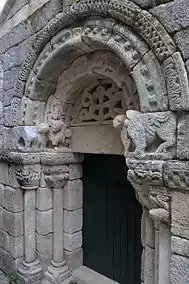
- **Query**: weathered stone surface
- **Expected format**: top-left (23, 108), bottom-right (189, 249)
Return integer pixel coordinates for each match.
top-left (64, 180), bottom-right (83, 210)
top-left (171, 255), bottom-right (189, 284)
top-left (64, 209), bottom-right (82, 234)
top-left (177, 114), bottom-right (189, 159)
top-left (3, 45), bottom-right (22, 71)
top-left (36, 233), bottom-right (52, 262)
top-left (0, 207), bottom-right (3, 230)
top-left (19, 96), bottom-right (46, 125)
top-left (0, 269), bottom-right (9, 284)
top-left (151, 0), bottom-right (189, 33)
top-left (172, 236), bottom-right (189, 258)
top-left (64, 231), bottom-right (82, 251)
top-left (0, 247), bottom-right (23, 274)
top-left (171, 191), bottom-right (189, 239)
top-left (65, 248), bottom-right (83, 270)
top-left (4, 186), bottom-right (23, 213)
top-left (0, 163), bottom-right (9, 186)
top-left (174, 28), bottom-right (189, 60)
top-left (0, 229), bottom-right (9, 252)
top-left (36, 209), bottom-right (52, 235)
top-left (36, 187), bottom-right (52, 211)
top-left (3, 209), bottom-right (23, 237)
top-left (3, 88), bottom-right (14, 107)
top-left (69, 164), bottom-right (82, 180)
top-left (0, 19), bottom-right (34, 53)
top-left (9, 235), bottom-right (24, 259)
top-left (0, 183), bottom-right (5, 207)
top-left (3, 67), bottom-right (20, 91)
top-left (144, 245), bottom-right (155, 284)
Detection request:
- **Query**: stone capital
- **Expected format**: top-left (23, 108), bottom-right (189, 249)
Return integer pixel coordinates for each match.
top-left (43, 165), bottom-right (69, 188)
top-left (16, 168), bottom-right (40, 190)
top-left (126, 159), bottom-right (164, 186)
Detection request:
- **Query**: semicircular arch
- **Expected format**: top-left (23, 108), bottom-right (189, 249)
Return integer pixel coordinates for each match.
top-left (14, 0), bottom-right (189, 129)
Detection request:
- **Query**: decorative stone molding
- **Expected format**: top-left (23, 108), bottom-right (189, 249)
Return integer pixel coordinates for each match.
top-left (164, 161), bottom-right (189, 190)
top-left (162, 52), bottom-right (189, 110)
top-left (0, 151), bottom-right (83, 165)
top-left (13, 0), bottom-right (189, 118)
top-left (113, 110), bottom-right (176, 159)
top-left (15, 168), bottom-right (40, 190)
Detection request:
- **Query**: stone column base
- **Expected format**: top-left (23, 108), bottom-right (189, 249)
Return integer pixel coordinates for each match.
top-left (17, 260), bottom-right (42, 284)
top-left (43, 261), bottom-right (71, 284)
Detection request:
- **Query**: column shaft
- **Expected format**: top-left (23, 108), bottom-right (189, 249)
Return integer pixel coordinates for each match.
top-left (158, 223), bottom-right (171, 284)
top-left (53, 187), bottom-right (64, 264)
top-left (24, 190), bottom-right (36, 263)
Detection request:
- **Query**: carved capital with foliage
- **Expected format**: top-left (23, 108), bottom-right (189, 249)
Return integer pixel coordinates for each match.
top-left (16, 168), bottom-right (40, 190)
top-left (43, 165), bottom-right (69, 188)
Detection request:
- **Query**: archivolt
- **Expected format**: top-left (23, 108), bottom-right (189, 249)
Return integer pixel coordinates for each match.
top-left (14, 0), bottom-right (189, 127)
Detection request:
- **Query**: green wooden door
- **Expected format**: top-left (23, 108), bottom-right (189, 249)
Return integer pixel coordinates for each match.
top-left (83, 154), bottom-right (142, 284)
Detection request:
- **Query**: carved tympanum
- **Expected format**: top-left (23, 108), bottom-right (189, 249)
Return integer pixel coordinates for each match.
top-left (71, 78), bottom-right (138, 125)
top-left (114, 110), bottom-right (176, 159)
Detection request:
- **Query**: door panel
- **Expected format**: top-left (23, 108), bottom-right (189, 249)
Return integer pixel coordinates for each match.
top-left (83, 154), bottom-right (142, 284)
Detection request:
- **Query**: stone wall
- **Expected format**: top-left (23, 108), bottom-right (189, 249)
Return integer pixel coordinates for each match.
top-left (0, 0), bottom-right (189, 284)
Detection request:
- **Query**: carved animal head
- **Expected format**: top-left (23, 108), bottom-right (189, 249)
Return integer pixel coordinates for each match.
top-left (37, 123), bottom-right (49, 134)
top-left (124, 110), bottom-right (141, 127)
top-left (113, 115), bottom-right (126, 129)
top-left (50, 120), bottom-right (65, 133)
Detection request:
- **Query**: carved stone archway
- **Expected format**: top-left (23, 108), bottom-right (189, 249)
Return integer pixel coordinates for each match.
top-left (2, 1), bottom-right (189, 284)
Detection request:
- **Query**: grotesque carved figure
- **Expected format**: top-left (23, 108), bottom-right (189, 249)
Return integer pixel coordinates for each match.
top-left (37, 119), bottom-right (72, 149)
top-left (37, 123), bottom-right (49, 148)
top-left (113, 114), bottom-right (129, 155)
top-left (48, 119), bottom-right (71, 148)
top-left (113, 110), bottom-right (176, 158)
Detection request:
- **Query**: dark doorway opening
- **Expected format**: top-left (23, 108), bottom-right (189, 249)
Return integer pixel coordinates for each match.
top-left (83, 154), bottom-right (142, 284)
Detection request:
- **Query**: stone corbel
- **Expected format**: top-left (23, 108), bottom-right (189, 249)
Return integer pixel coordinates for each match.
top-left (149, 193), bottom-right (170, 225)
top-left (126, 159), bottom-right (164, 209)
top-left (42, 165), bottom-right (71, 284)
top-left (15, 166), bottom-right (42, 284)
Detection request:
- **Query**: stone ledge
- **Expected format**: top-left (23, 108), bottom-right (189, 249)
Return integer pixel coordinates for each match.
top-left (72, 266), bottom-right (119, 284)
top-left (0, 151), bottom-right (84, 165)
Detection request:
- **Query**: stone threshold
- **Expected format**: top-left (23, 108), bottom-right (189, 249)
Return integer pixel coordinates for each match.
top-left (71, 266), bottom-right (119, 284)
